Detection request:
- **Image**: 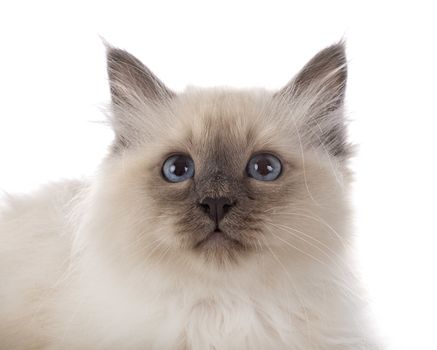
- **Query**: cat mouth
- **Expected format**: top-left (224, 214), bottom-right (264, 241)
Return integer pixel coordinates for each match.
top-left (194, 228), bottom-right (244, 250)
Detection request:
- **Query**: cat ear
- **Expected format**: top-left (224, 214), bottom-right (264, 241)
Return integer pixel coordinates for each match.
top-left (106, 45), bottom-right (174, 106)
top-left (276, 42), bottom-right (350, 158)
top-left (105, 44), bottom-right (175, 151)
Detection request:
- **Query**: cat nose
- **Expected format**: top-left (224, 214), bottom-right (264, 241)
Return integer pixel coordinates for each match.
top-left (199, 197), bottom-right (234, 226)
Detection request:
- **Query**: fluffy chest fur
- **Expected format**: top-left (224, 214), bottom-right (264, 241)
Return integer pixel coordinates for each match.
top-left (48, 245), bottom-right (363, 350)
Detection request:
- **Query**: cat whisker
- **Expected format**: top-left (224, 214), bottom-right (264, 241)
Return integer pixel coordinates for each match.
top-left (289, 107), bottom-right (319, 206)
top-left (135, 238), bottom-right (167, 282)
top-left (263, 223), bottom-right (359, 298)
top-left (254, 238), bottom-right (265, 268)
top-left (266, 221), bottom-right (345, 261)
top-left (314, 121), bottom-right (343, 186)
top-left (263, 225), bottom-right (328, 268)
top-left (274, 210), bottom-right (349, 249)
top-left (264, 221), bottom-right (354, 283)
top-left (264, 207), bottom-right (349, 249)
top-left (263, 240), bottom-right (310, 337)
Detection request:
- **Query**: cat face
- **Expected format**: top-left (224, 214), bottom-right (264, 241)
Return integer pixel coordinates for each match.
top-left (92, 43), bottom-right (351, 269)
top-left (141, 91), bottom-right (305, 264)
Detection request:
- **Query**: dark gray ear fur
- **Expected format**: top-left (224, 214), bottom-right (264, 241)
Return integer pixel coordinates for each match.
top-left (106, 45), bottom-right (174, 106)
top-left (105, 44), bottom-right (174, 151)
top-left (276, 42), bottom-right (350, 158)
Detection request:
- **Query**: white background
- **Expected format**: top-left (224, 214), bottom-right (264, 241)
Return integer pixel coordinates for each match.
top-left (0, 1), bottom-right (436, 349)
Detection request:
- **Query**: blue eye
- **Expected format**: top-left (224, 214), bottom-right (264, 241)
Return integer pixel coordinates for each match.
top-left (162, 154), bottom-right (195, 182)
top-left (246, 153), bottom-right (282, 181)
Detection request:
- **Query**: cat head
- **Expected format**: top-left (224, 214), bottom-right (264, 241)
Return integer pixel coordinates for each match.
top-left (90, 42), bottom-right (352, 271)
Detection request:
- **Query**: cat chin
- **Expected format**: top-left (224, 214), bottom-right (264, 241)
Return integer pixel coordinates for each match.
top-left (194, 229), bottom-right (244, 250)
top-left (191, 229), bottom-right (247, 264)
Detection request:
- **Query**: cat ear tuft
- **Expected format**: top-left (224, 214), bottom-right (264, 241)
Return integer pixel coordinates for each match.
top-left (106, 45), bottom-right (175, 106)
top-left (276, 42), bottom-right (350, 158)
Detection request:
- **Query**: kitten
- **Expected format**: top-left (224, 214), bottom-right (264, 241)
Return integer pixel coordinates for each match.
top-left (0, 42), bottom-right (380, 349)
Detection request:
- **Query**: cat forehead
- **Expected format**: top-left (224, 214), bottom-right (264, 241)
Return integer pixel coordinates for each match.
top-left (173, 89), bottom-right (280, 146)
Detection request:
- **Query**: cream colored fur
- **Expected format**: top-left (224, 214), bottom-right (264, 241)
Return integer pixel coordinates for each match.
top-left (0, 44), bottom-right (380, 349)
